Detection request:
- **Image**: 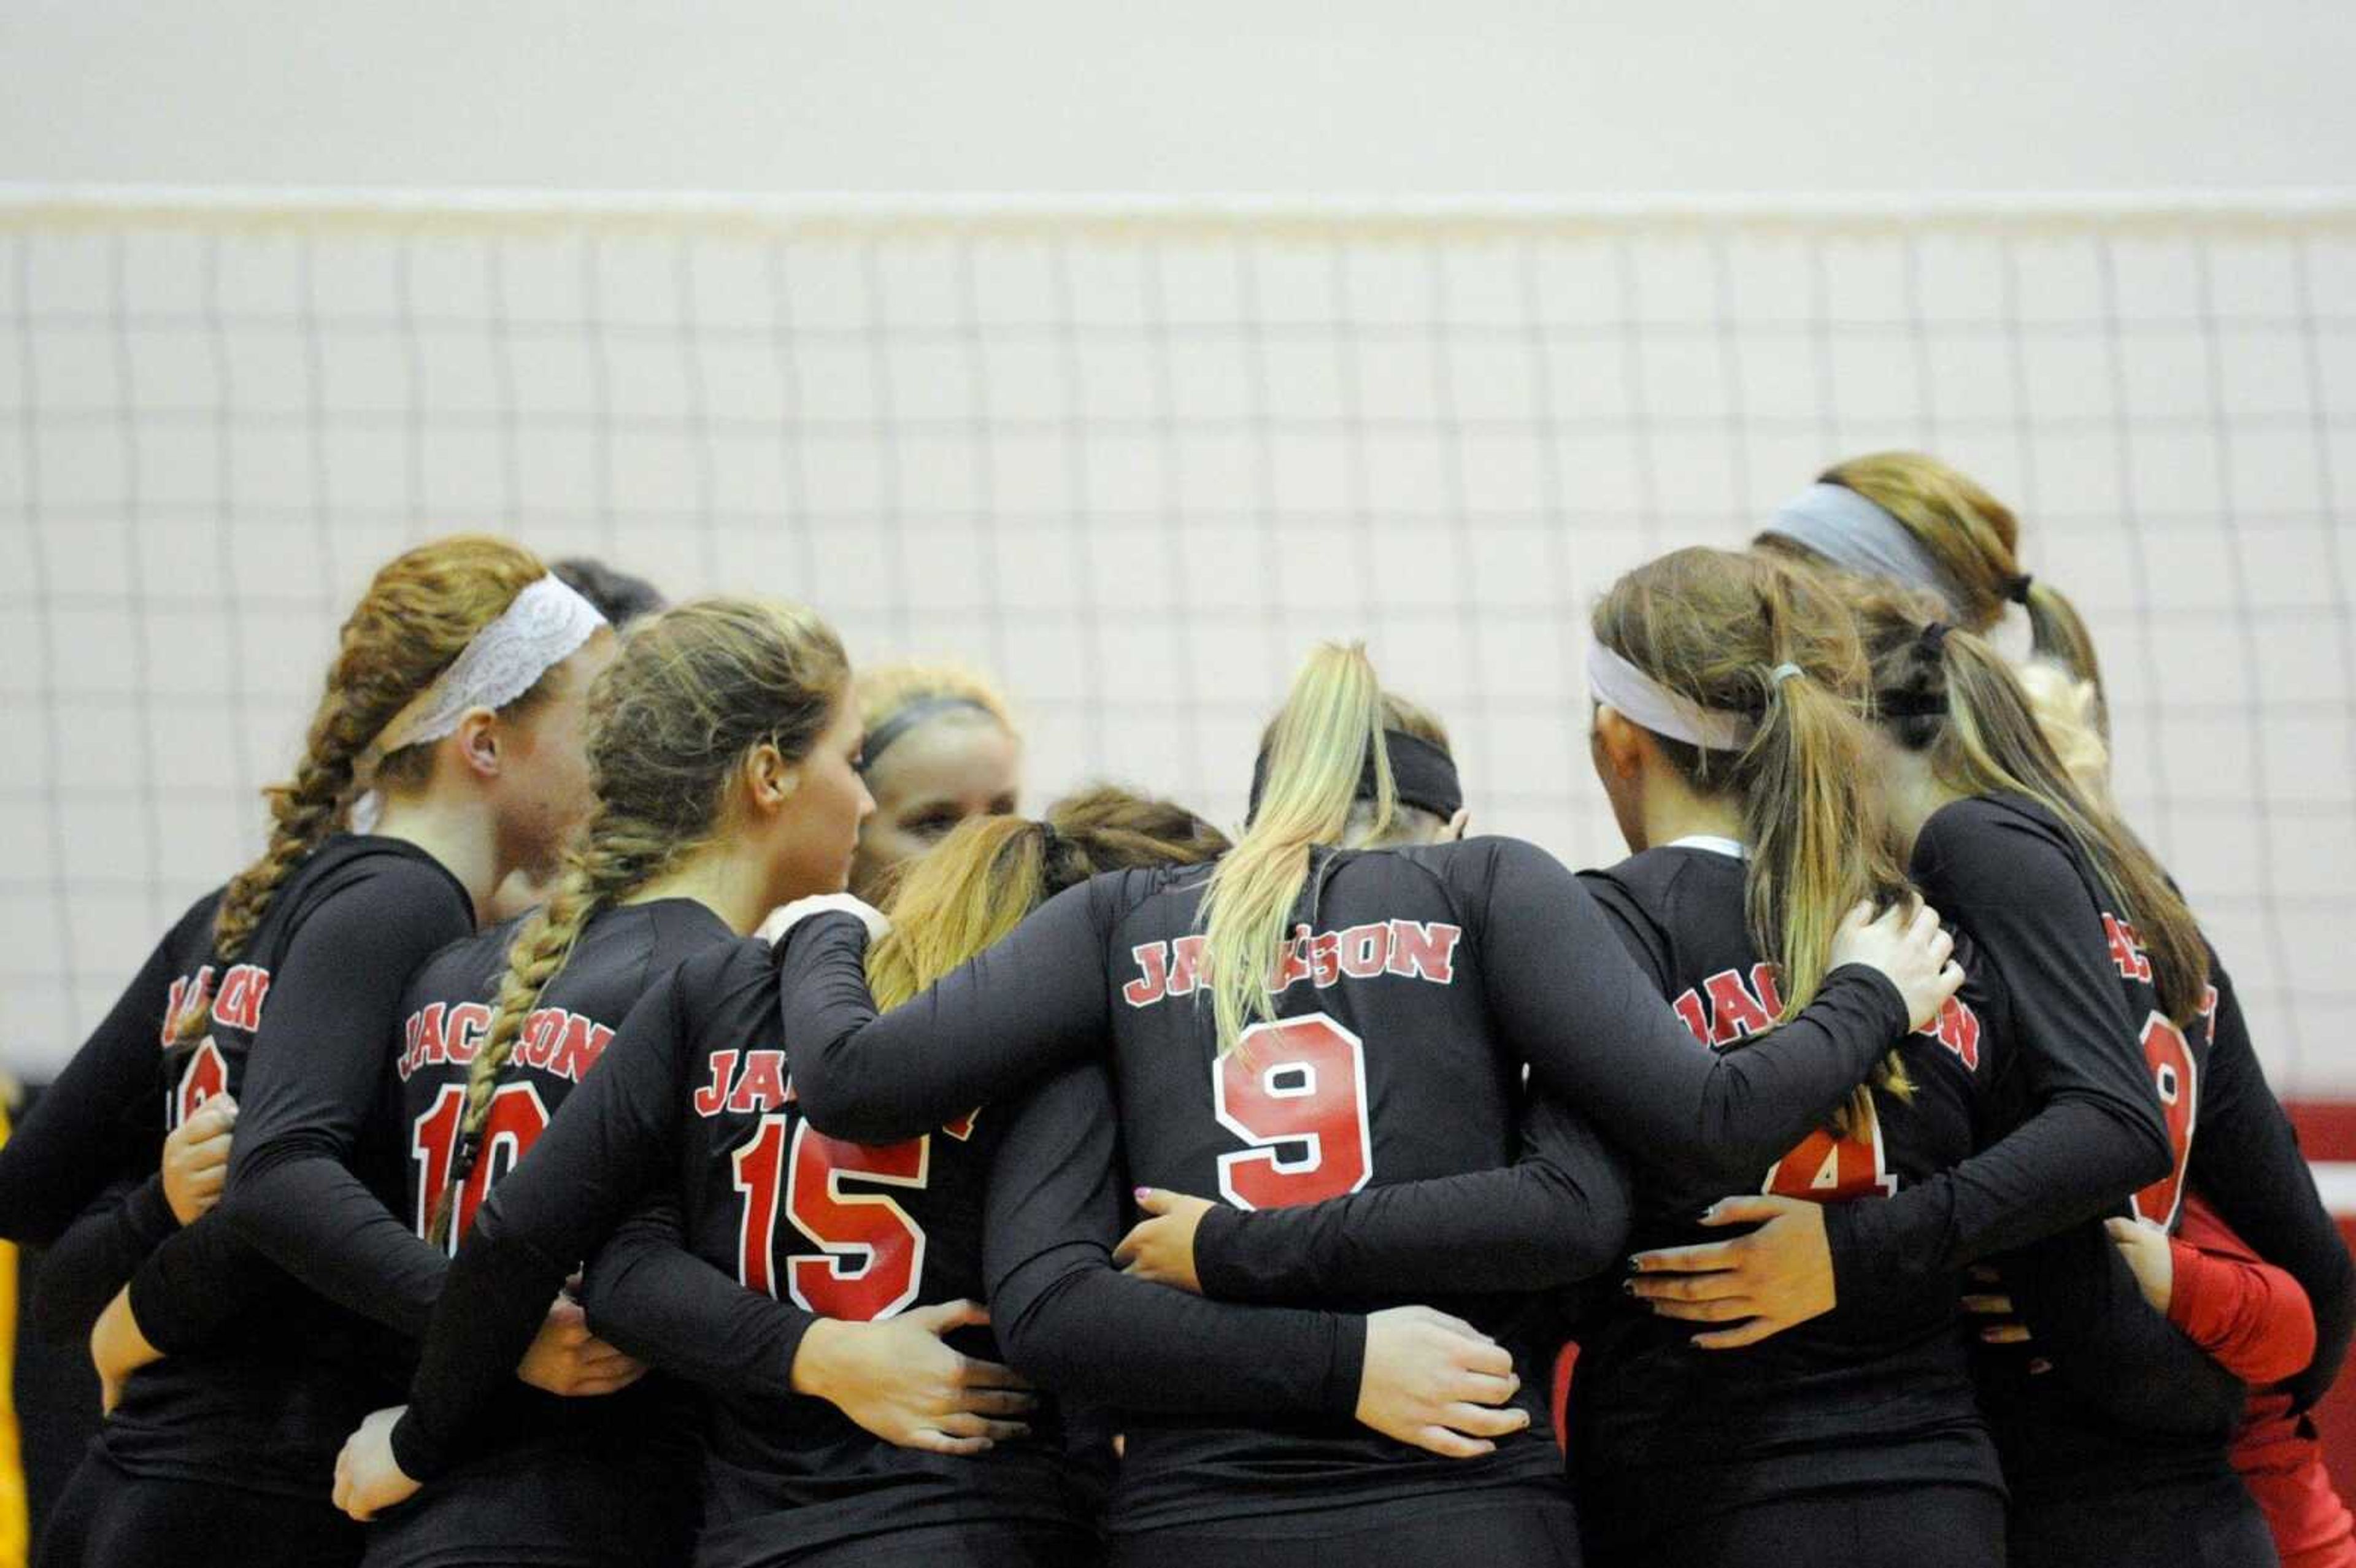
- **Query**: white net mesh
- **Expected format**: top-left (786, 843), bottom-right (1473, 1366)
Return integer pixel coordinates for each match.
top-left (6, 191), bottom-right (2354, 1091)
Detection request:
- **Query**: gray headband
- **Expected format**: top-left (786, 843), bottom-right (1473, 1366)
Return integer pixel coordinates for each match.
top-left (1762, 483), bottom-right (1965, 616)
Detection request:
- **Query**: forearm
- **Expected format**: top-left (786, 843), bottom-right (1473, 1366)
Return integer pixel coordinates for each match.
top-left (580, 1210), bottom-right (816, 1399)
top-left (219, 1155), bottom-right (445, 1338)
top-left (1196, 1097), bottom-right (1632, 1301)
top-left (2169, 1242), bottom-right (2317, 1388)
top-left (25, 1178), bottom-right (179, 1345)
top-left (1826, 1094), bottom-right (2162, 1301)
top-left (995, 1243), bottom-right (1365, 1418)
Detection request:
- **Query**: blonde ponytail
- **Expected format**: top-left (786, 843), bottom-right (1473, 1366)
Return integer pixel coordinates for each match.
top-left (1199, 643), bottom-right (1392, 1056)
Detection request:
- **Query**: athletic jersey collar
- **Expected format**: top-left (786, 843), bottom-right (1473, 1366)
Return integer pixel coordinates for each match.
top-left (1664, 833), bottom-right (1748, 861)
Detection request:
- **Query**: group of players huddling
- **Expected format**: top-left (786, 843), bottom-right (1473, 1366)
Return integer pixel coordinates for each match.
top-left (5, 452), bottom-right (2351, 1568)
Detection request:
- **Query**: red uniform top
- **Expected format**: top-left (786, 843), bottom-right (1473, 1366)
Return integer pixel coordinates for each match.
top-left (2176, 1191), bottom-right (2356, 1568)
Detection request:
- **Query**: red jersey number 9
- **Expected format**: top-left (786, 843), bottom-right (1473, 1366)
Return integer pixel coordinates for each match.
top-left (733, 1117), bottom-right (928, 1321)
top-left (410, 1082), bottom-right (553, 1249)
top-left (2130, 1013), bottom-right (2198, 1230)
top-left (1212, 1013), bottom-right (1374, 1211)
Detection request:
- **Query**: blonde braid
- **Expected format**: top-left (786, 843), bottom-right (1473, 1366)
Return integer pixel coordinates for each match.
top-left (428, 597), bottom-right (849, 1243)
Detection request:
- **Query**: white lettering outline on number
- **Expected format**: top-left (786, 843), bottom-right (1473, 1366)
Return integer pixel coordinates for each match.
top-left (1211, 1013), bottom-right (1374, 1211)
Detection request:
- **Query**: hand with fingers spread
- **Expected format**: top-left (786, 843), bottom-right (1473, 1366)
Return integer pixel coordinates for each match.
top-left (333, 1405), bottom-right (418, 1521)
top-left (516, 1293), bottom-right (649, 1397)
top-left (1355, 1305), bottom-right (1530, 1459)
top-left (1114, 1188), bottom-right (1215, 1294)
top-left (1828, 899), bottom-right (1965, 1032)
top-left (162, 1093), bottom-right (238, 1226)
top-left (790, 1300), bottom-right (1037, 1455)
top-left (1625, 1194), bottom-right (1834, 1349)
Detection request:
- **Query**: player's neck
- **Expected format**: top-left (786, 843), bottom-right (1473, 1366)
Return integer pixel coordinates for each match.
top-left (1642, 786), bottom-right (1746, 853)
top-left (371, 792), bottom-right (503, 923)
top-left (625, 845), bottom-right (774, 936)
top-left (1882, 751), bottom-right (1963, 855)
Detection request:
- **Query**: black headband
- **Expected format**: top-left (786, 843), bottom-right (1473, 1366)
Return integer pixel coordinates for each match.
top-left (1876, 689), bottom-right (1951, 720)
top-left (1246, 728), bottom-right (1465, 826)
top-left (858, 695), bottom-right (998, 774)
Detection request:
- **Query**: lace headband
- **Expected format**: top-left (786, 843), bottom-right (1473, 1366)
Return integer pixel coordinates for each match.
top-left (1761, 482), bottom-right (1968, 616)
top-left (357, 574), bottom-right (607, 780)
top-left (1585, 636), bottom-right (1758, 752)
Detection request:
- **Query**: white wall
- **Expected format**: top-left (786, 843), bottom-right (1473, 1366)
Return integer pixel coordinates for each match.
top-left (3, 1), bottom-right (2352, 195)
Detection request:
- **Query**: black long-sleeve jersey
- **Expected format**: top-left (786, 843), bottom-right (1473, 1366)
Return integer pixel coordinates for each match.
top-left (772, 836), bottom-right (1915, 1535)
top-left (393, 937), bottom-right (1114, 1568)
top-left (1568, 842), bottom-right (2008, 1545)
top-left (102, 836), bottom-right (472, 1499)
top-left (1822, 794), bottom-right (2345, 1512)
top-left (0, 888), bottom-right (220, 1251)
top-left (375, 897), bottom-right (732, 1568)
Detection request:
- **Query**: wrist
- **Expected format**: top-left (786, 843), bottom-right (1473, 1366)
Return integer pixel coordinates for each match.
top-left (788, 1316), bottom-right (850, 1402)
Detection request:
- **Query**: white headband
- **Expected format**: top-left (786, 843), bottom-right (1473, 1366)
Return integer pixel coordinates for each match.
top-left (1760, 482), bottom-right (1966, 616)
top-left (358, 574), bottom-right (607, 775)
top-left (1586, 636), bottom-right (1759, 752)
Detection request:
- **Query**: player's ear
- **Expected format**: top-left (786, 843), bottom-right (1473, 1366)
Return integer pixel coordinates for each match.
top-left (741, 741), bottom-right (801, 816)
top-left (453, 707), bottom-right (502, 781)
top-left (1592, 704), bottom-right (1647, 782)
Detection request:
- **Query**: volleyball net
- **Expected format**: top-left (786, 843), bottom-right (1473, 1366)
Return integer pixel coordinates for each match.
top-left (4, 188), bottom-right (2352, 1095)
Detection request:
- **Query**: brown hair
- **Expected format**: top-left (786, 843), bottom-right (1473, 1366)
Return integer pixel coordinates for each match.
top-left (866, 785), bottom-right (1229, 1012)
top-left (1858, 586), bottom-right (2208, 1024)
top-left (433, 599), bottom-right (849, 1243)
top-left (1762, 452), bottom-right (2107, 733)
top-left (1594, 547), bottom-right (1915, 1121)
top-left (178, 536), bottom-right (550, 1042)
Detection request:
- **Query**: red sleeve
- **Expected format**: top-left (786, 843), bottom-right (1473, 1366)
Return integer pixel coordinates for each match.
top-left (2168, 1236), bottom-right (2317, 1388)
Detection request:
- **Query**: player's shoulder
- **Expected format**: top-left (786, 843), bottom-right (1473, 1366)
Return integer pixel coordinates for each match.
top-left (1912, 791), bottom-right (2081, 892)
top-left (409, 913), bottom-right (525, 999)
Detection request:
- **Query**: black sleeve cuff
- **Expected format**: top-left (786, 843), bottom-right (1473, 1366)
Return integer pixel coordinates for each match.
top-left (1322, 1313), bottom-right (1369, 1423)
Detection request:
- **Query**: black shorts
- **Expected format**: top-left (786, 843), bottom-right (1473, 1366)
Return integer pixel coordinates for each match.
top-left (1111, 1486), bottom-right (1580, 1568)
top-left (36, 1443), bottom-right (361, 1568)
top-left (2009, 1472), bottom-right (2277, 1568)
top-left (777, 1520), bottom-right (1102, 1567)
top-left (1586, 1483), bottom-right (2006, 1568)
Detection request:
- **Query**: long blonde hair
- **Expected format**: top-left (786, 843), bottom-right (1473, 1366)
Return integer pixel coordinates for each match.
top-left (431, 598), bottom-right (848, 1243)
top-left (1198, 644), bottom-right (1414, 1056)
top-left (179, 536), bottom-right (549, 1043)
top-left (866, 785), bottom-right (1228, 1011)
top-left (1595, 548), bottom-right (1915, 1124)
top-left (1858, 586), bottom-right (2208, 1025)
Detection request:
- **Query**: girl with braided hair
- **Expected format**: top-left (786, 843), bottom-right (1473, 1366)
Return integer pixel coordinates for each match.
top-left (30, 536), bottom-right (617, 1568)
top-left (373, 598), bottom-right (1041, 1568)
top-left (339, 788), bottom-right (1328, 1566)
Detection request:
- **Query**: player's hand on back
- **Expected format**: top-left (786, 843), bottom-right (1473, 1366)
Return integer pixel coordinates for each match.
top-left (1624, 1194), bottom-right (1836, 1349)
top-left (162, 1092), bottom-right (237, 1226)
top-left (1828, 899), bottom-right (1963, 1031)
top-left (515, 1293), bottom-right (648, 1397)
top-left (756, 893), bottom-right (890, 949)
top-left (333, 1405), bottom-right (420, 1521)
top-left (790, 1300), bottom-right (1038, 1456)
top-left (1355, 1305), bottom-right (1528, 1459)
top-left (1114, 1188), bottom-right (1217, 1294)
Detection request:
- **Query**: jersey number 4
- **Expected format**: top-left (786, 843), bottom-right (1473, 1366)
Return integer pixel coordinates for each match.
top-left (2130, 1012), bottom-right (2198, 1229)
top-left (1212, 1013), bottom-right (1374, 1210)
top-left (733, 1119), bottom-right (928, 1321)
top-left (410, 1082), bottom-right (552, 1249)
top-left (1761, 1093), bottom-right (1896, 1202)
